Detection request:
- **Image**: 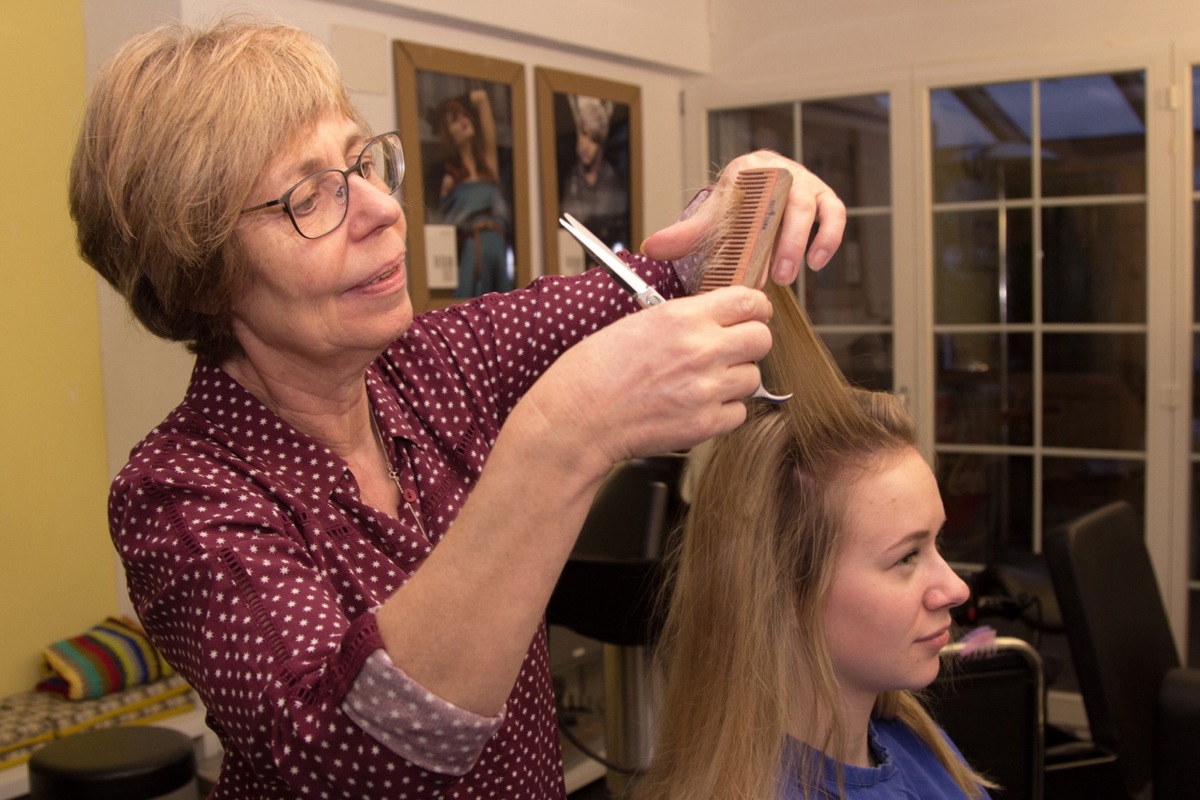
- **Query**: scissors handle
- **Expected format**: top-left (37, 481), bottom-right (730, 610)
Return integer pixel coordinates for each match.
top-left (749, 384), bottom-right (792, 404)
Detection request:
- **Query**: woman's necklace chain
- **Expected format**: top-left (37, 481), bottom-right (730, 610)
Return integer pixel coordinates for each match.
top-left (369, 411), bottom-right (428, 539)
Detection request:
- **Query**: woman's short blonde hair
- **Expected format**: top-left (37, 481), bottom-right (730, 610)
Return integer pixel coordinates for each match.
top-left (69, 15), bottom-right (360, 363)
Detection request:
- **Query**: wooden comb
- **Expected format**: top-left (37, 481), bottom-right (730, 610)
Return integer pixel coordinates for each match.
top-left (695, 167), bottom-right (794, 402)
top-left (696, 167), bottom-right (793, 293)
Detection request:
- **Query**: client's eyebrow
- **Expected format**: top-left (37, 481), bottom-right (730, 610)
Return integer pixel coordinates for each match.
top-left (885, 529), bottom-right (933, 555)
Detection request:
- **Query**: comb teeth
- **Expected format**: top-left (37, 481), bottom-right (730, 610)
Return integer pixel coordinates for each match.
top-left (696, 168), bottom-right (793, 293)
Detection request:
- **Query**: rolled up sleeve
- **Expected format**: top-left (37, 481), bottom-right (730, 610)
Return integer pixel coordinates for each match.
top-left (343, 648), bottom-right (505, 776)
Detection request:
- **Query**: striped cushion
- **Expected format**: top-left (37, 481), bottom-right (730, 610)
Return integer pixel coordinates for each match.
top-left (39, 616), bottom-right (172, 700)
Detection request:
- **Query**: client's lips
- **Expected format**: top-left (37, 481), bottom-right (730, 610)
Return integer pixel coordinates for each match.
top-left (916, 626), bottom-right (951, 648)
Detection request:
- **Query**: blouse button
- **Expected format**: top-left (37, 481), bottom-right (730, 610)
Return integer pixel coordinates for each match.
top-left (403, 488), bottom-right (418, 503)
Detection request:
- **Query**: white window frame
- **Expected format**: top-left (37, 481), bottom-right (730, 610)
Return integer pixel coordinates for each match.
top-left (685, 42), bottom-right (1189, 658)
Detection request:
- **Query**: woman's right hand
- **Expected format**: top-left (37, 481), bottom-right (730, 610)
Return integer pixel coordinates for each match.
top-left (512, 285), bottom-right (774, 477)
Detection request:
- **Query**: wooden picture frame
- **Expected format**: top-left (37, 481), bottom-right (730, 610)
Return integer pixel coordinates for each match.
top-left (393, 41), bottom-right (530, 311)
top-left (535, 67), bottom-right (642, 277)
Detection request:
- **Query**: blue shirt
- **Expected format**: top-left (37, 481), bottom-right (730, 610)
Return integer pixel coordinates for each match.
top-left (781, 718), bottom-right (990, 799)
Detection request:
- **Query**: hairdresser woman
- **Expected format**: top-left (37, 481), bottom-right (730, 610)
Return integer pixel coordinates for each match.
top-left (69, 16), bottom-right (843, 800)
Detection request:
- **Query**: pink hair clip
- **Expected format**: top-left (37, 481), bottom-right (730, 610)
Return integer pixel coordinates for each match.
top-left (958, 625), bottom-right (998, 659)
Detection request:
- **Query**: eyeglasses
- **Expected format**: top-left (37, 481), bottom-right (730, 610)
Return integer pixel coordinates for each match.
top-left (240, 131), bottom-right (405, 239)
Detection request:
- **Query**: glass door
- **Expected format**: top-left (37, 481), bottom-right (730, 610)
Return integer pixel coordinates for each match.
top-left (930, 73), bottom-right (1148, 566)
top-left (710, 94), bottom-right (895, 390)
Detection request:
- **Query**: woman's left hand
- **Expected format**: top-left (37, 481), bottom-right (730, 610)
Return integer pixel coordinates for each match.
top-left (641, 150), bottom-right (846, 286)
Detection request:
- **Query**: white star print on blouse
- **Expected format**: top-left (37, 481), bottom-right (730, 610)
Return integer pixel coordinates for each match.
top-left (109, 254), bottom-right (680, 800)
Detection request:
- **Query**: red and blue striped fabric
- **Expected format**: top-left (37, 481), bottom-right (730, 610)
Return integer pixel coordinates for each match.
top-left (38, 616), bottom-right (172, 700)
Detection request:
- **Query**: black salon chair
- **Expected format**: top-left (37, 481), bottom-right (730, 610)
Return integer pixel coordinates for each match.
top-left (546, 454), bottom-right (688, 795)
top-left (1044, 500), bottom-right (1200, 800)
top-left (927, 636), bottom-right (1046, 799)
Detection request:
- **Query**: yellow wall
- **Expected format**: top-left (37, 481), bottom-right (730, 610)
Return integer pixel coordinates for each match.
top-left (0, 2), bottom-right (117, 697)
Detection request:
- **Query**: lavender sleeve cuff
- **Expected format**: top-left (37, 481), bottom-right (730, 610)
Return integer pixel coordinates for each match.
top-left (671, 186), bottom-right (713, 293)
top-left (342, 648), bottom-right (506, 777)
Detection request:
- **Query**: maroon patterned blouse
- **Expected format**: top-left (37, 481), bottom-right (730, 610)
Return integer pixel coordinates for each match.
top-left (110, 256), bottom-right (679, 799)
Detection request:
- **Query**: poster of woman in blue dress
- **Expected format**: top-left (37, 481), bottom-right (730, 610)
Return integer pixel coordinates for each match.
top-left (422, 78), bottom-right (516, 298)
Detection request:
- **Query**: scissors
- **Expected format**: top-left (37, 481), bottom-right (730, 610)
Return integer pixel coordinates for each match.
top-left (558, 213), bottom-right (791, 404)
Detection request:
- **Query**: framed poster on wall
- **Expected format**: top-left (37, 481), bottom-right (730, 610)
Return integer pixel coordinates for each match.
top-left (534, 67), bottom-right (641, 277)
top-left (394, 41), bottom-right (530, 310)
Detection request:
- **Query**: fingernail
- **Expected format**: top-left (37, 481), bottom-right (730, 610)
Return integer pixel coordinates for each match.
top-left (776, 258), bottom-right (797, 284)
top-left (808, 248), bottom-right (830, 270)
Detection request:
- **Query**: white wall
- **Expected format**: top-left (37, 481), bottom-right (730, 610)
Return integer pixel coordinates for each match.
top-left (705, 0), bottom-right (1200, 83)
top-left (360, 0), bottom-right (711, 73)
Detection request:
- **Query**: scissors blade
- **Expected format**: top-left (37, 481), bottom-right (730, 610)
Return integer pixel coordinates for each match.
top-left (559, 213), bottom-right (664, 307)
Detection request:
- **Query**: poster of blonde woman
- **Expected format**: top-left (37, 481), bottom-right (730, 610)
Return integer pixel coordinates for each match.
top-left (535, 68), bottom-right (641, 277)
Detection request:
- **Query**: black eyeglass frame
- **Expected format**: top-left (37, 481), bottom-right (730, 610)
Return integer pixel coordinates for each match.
top-left (240, 130), bottom-right (405, 240)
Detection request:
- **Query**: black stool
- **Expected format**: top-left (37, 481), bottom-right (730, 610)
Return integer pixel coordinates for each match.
top-left (29, 726), bottom-right (198, 800)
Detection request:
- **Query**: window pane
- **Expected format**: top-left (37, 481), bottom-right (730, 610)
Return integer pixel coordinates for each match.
top-left (1041, 72), bottom-right (1146, 197)
top-left (937, 453), bottom-right (1034, 563)
top-left (1194, 333), bottom-right (1200, 451)
top-left (1191, 467), bottom-right (1200, 667)
top-left (819, 332), bottom-right (892, 391)
top-left (1194, 203), bottom-right (1200, 324)
top-left (1191, 65), bottom-right (1200, 667)
top-left (1194, 64), bottom-right (1200, 192)
top-left (1191, 468), bottom-right (1200, 582)
top-left (931, 82), bottom-right (1032, 202)
top-left (1042, 204), bottom-right (1146, 324)
top-left (708, 104), bottom-right (794, 180)
top-left (1043, 456), bottom-right (1144, 532)
top-left (1190, 468), bottom-right (1200, 663)
top-left (806, 215), bottom-right (892, 325)
top-left (1043, 333), bottom-right (1146, 450)
top-left (802, 94), bottom-right (890, 207)
top-left (934, 208), bottom-right (1033, 324)
top-left (935, 333), bottom-right (1033, 446)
